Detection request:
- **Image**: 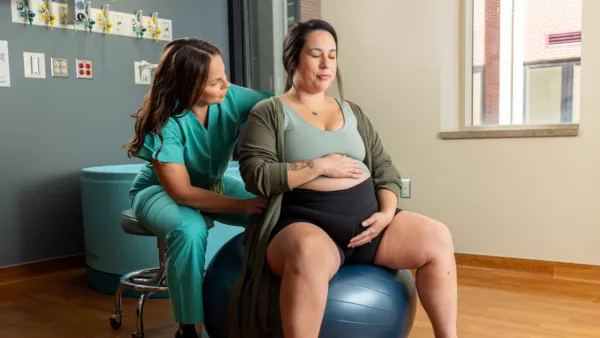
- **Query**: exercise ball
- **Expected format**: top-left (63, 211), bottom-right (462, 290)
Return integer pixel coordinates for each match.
top-left (203, 233), bottom-right (417, 338)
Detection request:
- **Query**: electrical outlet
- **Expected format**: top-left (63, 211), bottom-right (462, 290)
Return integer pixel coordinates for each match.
top-left (75, 59), bottom-right (92, 79)
top-left (51, 57), bottom-right (68, 77)
top-left (159, 19), bottom-right (172, 40)
top-left (23, 52), bottom-right (46, 79)
top-left (58, 5), bottom-right (68, 25)
top-left (401, 178), bottom-right (411, 198)
top-left (111, 14), bottom-right (125, 33)
top-left (134, 61), bottom-right (152, 85)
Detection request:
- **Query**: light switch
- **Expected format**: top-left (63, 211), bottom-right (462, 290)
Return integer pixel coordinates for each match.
top-left (0, 40), bottom-right (10, 87)
top-left (32, 56), bottom-right (39, 74)
top-left (23, 52), bottom-right (46, 79)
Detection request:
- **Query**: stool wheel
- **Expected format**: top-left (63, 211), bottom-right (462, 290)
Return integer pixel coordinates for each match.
top-left (109, 313), bottom-right (122, 329)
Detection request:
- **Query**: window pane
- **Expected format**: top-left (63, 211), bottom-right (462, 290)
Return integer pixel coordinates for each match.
top-left (572, 64), bottom-right (581, 123)
top-left (470, 0), bottom-right (582, 126)
top-left (472, 70), bottom-right (483, 125)
top-left (525, 66), bottom-right (563, 124)
top-left (521, 0), bottom-right (581, 125)
top-left (523, 0), bottom-right (581, 64)
top-left (297, 0), bottom-right (321, 22)
top-left (243, 0), bottom-right (276, 92)
top-left (242, 0), bottom-right (321, 94)
top-left (287, 1), bottom-right (298, 29)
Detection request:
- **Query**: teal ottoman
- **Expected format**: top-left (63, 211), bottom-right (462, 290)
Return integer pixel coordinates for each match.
top-left (80, 162), bottom-right (245, 298)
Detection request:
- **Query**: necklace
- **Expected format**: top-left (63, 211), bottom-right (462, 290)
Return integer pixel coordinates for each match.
top-left (292, 96), bottom-right (320, 116)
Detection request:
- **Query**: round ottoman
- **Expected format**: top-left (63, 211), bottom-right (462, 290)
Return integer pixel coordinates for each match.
top-left (81, 163), bottom-right (164, 297)
top-left (81, 161), bottom-right (247, 298)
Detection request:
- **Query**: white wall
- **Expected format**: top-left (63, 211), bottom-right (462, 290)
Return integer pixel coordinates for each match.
top-left (322, 0), bottom-right (600, 265)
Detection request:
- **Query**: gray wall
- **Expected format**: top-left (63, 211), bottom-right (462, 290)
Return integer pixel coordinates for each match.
top-left (0, 1), bottom-right (230, 268)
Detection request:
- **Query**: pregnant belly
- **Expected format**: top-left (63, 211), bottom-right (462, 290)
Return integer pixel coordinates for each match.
top-left (296, 170), bottom-right (372, 191)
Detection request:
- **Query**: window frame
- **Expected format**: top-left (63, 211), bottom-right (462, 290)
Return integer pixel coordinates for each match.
top-left (227, 0), bottom-right (246, 86)
top-left (471, 65), bottom-right (485, 125)
top-left (448, 0), bottom-right (580, 139)
top-left (229, 0), bottom-right (290, 158)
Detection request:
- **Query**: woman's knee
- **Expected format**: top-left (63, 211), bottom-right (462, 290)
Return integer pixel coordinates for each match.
top-left (425, 219), bottom-right (454, 259)
top-left (286, 233), bottom-right (338, 276)
top-left (268, 225), bottom-right (339, 278)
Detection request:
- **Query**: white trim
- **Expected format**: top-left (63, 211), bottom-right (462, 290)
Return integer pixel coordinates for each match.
top-left (464, 0), bottom-right (474, 126)
top-left (439, 0), bottom-right (460, 132)
top-left (572, 63), bottom-right (581, 124)
top-left (499, 0), bottom-right (514, 125)
top-left (511, 0), bottom-right (524, 124)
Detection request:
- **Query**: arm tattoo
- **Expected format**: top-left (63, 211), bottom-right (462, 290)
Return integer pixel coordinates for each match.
top-left (288, 160), bottom-right (313, 171)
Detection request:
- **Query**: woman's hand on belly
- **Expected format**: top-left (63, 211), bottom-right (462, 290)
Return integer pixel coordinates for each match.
top-left (314, 154), bottom-right (364, 179)
top-left (296, 170), bottom-right (371, 191)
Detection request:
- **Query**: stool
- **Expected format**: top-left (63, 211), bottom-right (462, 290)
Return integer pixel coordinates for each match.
top-left (109, 209), bottom-right (168, 338)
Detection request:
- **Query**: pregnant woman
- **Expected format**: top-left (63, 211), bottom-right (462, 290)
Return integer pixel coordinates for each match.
top-left (230, 19), bottom-right (458, 338)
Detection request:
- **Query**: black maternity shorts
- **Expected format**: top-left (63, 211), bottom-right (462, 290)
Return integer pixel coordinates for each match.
top-left (270, 178), bottom-right (402, 266)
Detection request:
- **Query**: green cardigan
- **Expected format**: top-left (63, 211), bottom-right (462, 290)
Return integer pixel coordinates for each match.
top-left (229, 97), bottom-right (403, 338)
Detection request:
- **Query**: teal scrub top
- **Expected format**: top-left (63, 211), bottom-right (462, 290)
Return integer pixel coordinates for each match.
top-left (129, 84), bottom-right (272, 199)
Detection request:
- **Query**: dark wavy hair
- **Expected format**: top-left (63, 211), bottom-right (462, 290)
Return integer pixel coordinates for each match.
top-left (282, 19), bottom-right (344, 98)
top-left (124, 37), bottom-right (220, 159)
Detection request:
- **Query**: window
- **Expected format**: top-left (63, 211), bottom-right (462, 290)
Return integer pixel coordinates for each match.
top-left (287, 1), bottom-right (300, 30)
top-left (229, 0), bottom-right (322, 94)
top-left (229, 0), bottom-right (322, 158)
top-left (465, 0), bottom-right (582, 127)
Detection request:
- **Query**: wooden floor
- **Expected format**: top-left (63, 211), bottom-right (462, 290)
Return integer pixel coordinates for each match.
top-left (1, 265), bottom-right (600, 337)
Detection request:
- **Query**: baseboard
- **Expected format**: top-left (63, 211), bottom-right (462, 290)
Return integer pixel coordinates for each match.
top-left (2, 252), bottom-right (598, 286)
top-left (455, 253), bottom-right (600, 284)
top-left (0, 254), bottom-right (85, 286)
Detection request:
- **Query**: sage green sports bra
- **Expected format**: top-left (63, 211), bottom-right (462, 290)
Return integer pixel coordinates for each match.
top-left (280, 98), bottom-right (370, 176)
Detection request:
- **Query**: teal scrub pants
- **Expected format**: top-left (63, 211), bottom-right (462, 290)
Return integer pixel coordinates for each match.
top-left (131, 172), bottom-right (252, 324)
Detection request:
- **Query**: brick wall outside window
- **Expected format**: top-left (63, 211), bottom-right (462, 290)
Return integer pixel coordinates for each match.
top-left (300, 0), bottom-right (321, 21)
top-left (473, 0), bottom-right (581, 66)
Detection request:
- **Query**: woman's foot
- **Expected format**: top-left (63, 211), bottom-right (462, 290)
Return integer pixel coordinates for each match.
top-left (175, 324), bottom-right (198, 338)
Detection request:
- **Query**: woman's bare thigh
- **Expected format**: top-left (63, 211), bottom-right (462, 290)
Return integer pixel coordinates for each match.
top-left (267, 222), bottom-right (341, 278)
top-left (374, 211), bottom-right (454, 270)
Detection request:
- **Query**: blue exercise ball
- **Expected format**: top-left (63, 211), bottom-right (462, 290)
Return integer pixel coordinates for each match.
top-left (203, 233), bottom-right (417, 338)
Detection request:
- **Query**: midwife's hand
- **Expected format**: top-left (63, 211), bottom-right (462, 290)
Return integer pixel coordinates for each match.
top-left (242, 196), bottom-right (268, 214)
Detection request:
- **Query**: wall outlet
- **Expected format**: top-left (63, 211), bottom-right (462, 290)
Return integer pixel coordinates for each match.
top-left (50, 57), bottom-right (68, 77)
top-left (75, 59), bottom-right (92, 79)
top-left (111, 14), bottom-right (126, 33)
top-left (159, 19), bottom-right (172, 40)
top-left (23, 52), bottom-right (46, 79)
top-left (401, 178), bottom-right (411, 198)
top-left (134, 61), bottom-right (153, 85)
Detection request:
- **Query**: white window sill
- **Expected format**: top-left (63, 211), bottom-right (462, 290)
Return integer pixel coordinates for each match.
top-left (438, 124), bottom-right (579, 140)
